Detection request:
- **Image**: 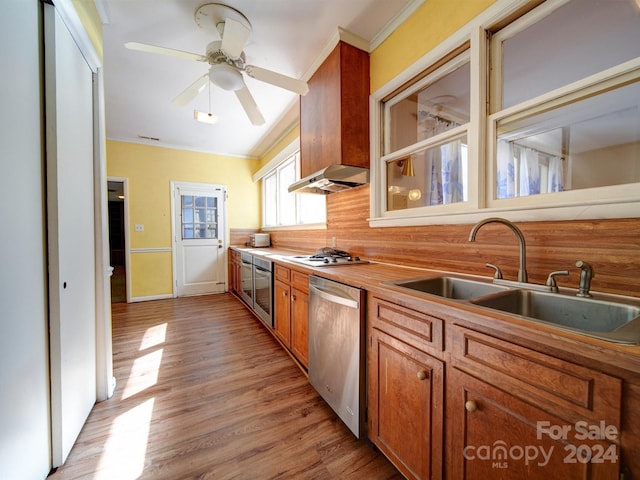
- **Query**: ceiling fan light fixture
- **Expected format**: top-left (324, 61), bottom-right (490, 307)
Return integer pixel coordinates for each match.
top-left (194, 110), bottom-right (218, 124)
top-left (209, 64), bottom-right (244, 91)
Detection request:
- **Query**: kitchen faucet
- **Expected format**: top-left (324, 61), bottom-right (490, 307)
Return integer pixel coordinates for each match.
top-left (468, 217), bottom-right (528, 283)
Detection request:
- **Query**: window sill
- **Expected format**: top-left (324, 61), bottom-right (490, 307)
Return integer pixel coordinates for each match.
top-left (261, 223), bottom-right (327, 231)
top-left (369, 200), bottom-right (640, 227)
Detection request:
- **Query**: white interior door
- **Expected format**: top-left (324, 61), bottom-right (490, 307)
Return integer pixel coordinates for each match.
top-left (45, 4), bottom-right (97, 466)
top-left (0, 2), bottom-right (51, 478)
top-left (173, 182), bottom-right (226, 296)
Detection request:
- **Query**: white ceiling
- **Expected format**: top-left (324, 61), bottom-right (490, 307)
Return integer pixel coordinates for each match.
top-left (101, 0), bottom-right (417, 159)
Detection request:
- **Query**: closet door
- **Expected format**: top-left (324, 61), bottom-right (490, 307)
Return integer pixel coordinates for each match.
top-left (0, 2), bottom-right (51, 478)
top-left (45, 4), bottom-right (97, 466)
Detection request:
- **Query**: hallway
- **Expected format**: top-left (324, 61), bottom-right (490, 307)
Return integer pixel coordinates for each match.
top-left (48, 294), bottom-right (401, 479)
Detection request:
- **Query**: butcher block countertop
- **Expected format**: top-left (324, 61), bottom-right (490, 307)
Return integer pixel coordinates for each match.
top-left (231, 246), bottom-right (640, 376)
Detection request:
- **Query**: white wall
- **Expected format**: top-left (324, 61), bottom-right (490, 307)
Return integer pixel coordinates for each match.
top-left (0, 1), bottom-right (52, 478)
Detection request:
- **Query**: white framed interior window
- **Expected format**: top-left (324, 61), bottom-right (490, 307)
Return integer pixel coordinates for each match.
top-left (382, 49), bottom-right (472, 213)
top-left (487, 0), bottom-right (640, 213)
top-left (261, 149), bottom-right (326, 229)
top-left (369, 0), bottom-right (640, 227)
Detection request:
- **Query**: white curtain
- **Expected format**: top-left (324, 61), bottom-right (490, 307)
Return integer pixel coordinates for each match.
top-left (497, 140), bottom-right (515, 198)
top-left (441, 139), bottom-right (464, 204)
top-left (519, 147), bottom-right (540, 196)
top-left (496, 140), bottom-right (564, 198)
top-left (424, 119), bottom-right (464, 205)
top-left (548, 156), bottom-right (564, 193)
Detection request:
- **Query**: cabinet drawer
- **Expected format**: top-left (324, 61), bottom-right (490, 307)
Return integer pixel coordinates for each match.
top-left (451, 326), bottom-right (622, 429)
top-left (291, 270), bottom-right (308, 292)
top-left (370, 297), bottom-right (444, 353)
top-left (275, 264), bottom-right (290, 282)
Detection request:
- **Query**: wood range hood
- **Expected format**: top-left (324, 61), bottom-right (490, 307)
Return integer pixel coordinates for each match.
top-left (293, 40), bottom-right (370, 194)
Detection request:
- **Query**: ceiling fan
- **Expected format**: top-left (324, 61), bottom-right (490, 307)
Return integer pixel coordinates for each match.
top-left (125, 3), bottom-right (309, 126)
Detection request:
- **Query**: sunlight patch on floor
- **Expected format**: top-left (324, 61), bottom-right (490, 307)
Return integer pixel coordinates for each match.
top-left (121, 348), bottom-right (164, 400)
top-left (139, 323), bottom-right (167, 350)
top-left (96, 397), bottom-right (155, 479)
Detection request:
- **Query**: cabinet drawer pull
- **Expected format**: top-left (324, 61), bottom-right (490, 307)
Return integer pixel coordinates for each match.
top-left (465, 400), bottom-right (478, 413)
top-left (417, 370), bottom-right (428, 381)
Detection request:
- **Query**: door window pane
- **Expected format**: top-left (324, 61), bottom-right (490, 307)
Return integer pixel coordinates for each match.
top-left (181, 195), bottom-right (218, 239)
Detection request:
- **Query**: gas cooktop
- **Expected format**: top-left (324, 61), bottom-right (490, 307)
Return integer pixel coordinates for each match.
top-left (285, 248), bottom-right (369, 267)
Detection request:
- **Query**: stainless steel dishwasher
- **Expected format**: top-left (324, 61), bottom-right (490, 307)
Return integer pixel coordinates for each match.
top-left (308, 275), bottom-right (365, 438)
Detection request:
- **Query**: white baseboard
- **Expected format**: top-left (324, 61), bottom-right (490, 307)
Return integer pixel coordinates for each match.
top-left (129, 293), bottom-right (174, 303)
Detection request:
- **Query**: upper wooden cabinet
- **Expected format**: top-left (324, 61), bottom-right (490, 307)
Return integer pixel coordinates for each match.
top-left (300, 41), bottom-right (370, 177)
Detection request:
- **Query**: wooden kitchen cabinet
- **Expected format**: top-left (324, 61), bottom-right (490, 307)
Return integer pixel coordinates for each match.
top-left (274, 264), bottom-right (309, 368)
top-left (228, 249), bottom-right (242, 296)
top-left (289, 272), bottom-right (309, 367)
top-left (368, 297), bottom-right (444, 480)
top-left (300, 41), bottom-right (369, 177)
top-left (274, 278), bottom-right (291, 344)
top-left (448, 325), bottom-right (622, 480)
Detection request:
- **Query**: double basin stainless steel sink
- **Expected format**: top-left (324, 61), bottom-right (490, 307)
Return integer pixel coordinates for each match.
top-left (385, 276), bottom-right (640, 345)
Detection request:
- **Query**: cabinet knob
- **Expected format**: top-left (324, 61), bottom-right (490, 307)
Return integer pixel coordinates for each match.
top-left (291, 294), bottom-right (296, 302)
top-left (417, 370), bottom-right (428, 380)
top-left (465, 400), bottom-right (478, 413)
top-left (282, 291), bottom-right (287, 297)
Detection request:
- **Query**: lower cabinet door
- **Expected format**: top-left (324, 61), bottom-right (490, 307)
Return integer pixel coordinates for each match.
top-left (274, 279), bottom-right (291, 345)
top-left (368, 328), bottom-right (443, 480)
top-left (448, 368), bottom-right (620, 480)
top-left (290, 287), bottom-right (308, 368)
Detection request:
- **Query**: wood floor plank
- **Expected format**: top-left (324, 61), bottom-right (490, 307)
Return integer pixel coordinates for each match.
top-left (48, 294), bottom-right (402, 479)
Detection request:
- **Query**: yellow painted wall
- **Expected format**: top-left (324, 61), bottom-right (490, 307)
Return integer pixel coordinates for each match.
top-left (72, 0), bottom-right (103, 60)
top-left (370, 0), bottom-right (496, 92)
top-left (257, 125), bottom-right (301, 170)
top-left (107, 140), bottom-right (260, 298)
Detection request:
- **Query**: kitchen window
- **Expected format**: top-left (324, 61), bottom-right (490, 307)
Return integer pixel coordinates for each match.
top-left (262, 149), bottom-right (326, 228)
top-left (370, 0), bottom-right (640, 227)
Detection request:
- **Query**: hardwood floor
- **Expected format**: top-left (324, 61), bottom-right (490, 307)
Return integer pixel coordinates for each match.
top-left (48, 294), bottom-right (402, 479)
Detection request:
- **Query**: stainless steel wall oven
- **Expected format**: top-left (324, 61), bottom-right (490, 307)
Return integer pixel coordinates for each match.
top-left (240, 252), bottom-right (253, 307)
top-left (252, 256), bottom-right (273, 328)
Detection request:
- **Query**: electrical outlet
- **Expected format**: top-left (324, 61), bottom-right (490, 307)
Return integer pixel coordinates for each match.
top-left (135, 224), bottom-right (144, 232)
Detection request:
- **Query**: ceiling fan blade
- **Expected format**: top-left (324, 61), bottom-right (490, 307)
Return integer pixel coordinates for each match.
top-left (125, 42), bottom-right (207, 63)
top-left (172, 74), bottom-right (209, 106)
top-left (244, 65), bottom-right (309, 95)
top-left (220, 18), bottom-right (251, 60)
top-left (234, 85), bottom-right (265, 126)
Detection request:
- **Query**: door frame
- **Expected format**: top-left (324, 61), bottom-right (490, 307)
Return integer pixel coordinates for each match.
top-left (170, 181), bottom-right (228, 297)
top-left (107, 176), bottom-right (131, 303)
